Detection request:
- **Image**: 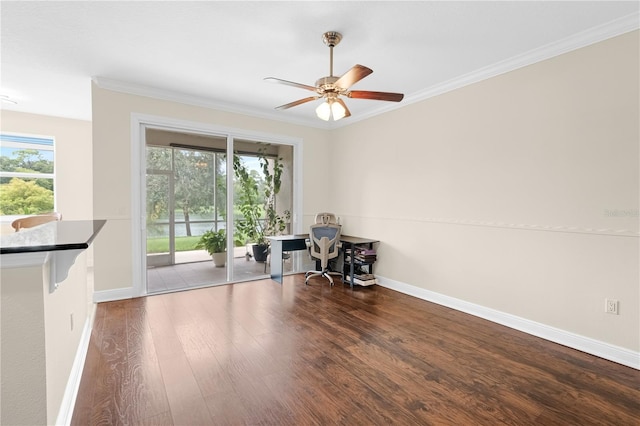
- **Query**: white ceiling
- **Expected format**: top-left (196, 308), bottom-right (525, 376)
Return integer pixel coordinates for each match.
top-left (1, 1), bottom-right (638, 128)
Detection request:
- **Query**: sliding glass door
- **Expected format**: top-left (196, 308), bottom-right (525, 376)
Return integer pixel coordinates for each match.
top-left (231, 141), bottom-right (295, 281)
top-left (144, 129), bottom-right (295, 293)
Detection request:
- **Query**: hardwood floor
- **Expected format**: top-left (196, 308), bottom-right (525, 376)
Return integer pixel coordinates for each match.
top-left (72, 275), bottom-right (640, 425)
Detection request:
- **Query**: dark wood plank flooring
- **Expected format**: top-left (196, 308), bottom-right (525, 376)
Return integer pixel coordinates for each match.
top-left (72, 275), bottom-right (640, 425)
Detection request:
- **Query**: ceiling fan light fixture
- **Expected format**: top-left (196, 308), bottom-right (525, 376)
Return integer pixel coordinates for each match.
top-left (331, 100), bottom-right (346, 120)
top-left (315, 100), bottom-right (332, 121)
top-left (316, 98), bottom-right (346, 121)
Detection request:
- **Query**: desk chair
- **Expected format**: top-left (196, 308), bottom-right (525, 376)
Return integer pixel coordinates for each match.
top-left (305, 223), bottom-right (342, 286)
top-left (315, 212), bottom-right (337, 225)
top-left (11, 212), bottom-right (62, 232)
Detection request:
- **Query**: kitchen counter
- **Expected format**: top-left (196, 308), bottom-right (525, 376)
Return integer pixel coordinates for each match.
top-left (0, 219), bottom-right (105, 254)
top-left (0, 219), bottom-right (106, 425)
top-left (1, 219), bottom-right (106, 291)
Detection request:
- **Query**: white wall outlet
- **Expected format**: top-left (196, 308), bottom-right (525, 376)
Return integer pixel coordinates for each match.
top-left (605, 299), bottom-right (619, 315)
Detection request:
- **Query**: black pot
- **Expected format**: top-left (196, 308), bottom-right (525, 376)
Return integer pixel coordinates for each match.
top-left (252, 243), bottom-right (269, 262)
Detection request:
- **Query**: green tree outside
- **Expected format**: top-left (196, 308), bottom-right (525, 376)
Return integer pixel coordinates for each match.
top-left (146, 146), bottom-right (229, 238)
top-left (0, 148), bottom-right (54, 214)
top-left (0, 178), bottom-right (54, 214)
top-left (0, 149), bottom-right (53, 177)
top-left (173, 149), bottom-right (216, 236)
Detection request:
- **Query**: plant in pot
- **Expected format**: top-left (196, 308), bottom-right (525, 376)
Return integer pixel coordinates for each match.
top-left (234, 155), bottom-right (267, 261)
top-left (234, 150), bottom-right (290, 262)
top-left (195, 228), bottom-right (227, 267)
top-left (259, 150), bottom-right (290, 242)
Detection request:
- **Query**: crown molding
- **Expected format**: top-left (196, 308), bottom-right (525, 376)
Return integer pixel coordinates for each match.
top-left (91, 76), bottom-right (330, 130)
top-left (336, 11), bottom-right (640, 128)
top-left (94, 12), bottom-right (638, 130)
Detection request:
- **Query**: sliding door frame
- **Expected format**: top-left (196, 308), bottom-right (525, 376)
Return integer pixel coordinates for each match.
top-left (131, 113), bottom-right (303, 297)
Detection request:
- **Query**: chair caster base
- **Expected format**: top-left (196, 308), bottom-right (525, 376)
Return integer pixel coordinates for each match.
top-left (305, 270), bottom-right (335, 286)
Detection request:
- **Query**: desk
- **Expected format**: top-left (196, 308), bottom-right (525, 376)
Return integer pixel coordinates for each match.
top-left (268, 234), bottom-right (379, 285)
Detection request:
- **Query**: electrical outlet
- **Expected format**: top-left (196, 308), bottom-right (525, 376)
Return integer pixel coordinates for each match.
top-left (605, 299), bottom-right (619, 315)
top-left (70, 313), bottom-right (74, 330)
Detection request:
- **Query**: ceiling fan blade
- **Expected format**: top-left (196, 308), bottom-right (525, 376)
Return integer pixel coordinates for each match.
top-left (264, 77), bottom-right (318, 92)
top-left (275, 96), bottom-right (319, 110)
top-left (348, 90), bottom-right (404, 102)
top-left (334, 64), bottom-right (373, 89)
top-left (335, 98), bottom-right (351, 118)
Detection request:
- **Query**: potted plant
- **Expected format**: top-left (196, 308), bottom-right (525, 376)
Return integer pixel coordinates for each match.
top-left (233, 149), bottom-right (290, 262)
top-left (234, 155), bottom-right (267, 261)
top-left (195, 228), bottom-right (227, 267)
top-left (259, 150), bottom-right (290, 240)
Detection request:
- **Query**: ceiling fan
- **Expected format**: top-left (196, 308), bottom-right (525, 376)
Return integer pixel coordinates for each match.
top-left (265, 31), bottom-right (404, 121)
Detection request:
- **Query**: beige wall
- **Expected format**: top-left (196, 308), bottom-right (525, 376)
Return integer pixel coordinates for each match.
top-left (1, 264), bottom-right (48, 425)
top-left (0, 111), bottom-right (93, 422)
top-left (91, 85), bottom-right (330, 292)
top-left (330, 31), bottom-right (639, 351)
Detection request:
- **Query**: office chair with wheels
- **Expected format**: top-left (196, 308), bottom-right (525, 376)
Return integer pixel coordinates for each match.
top-left (11, 212), bottom-right (62, 232)
top-left (305, 223), bottom-right (342, 286)
top-left (315, 212), bottom-right (337, 225)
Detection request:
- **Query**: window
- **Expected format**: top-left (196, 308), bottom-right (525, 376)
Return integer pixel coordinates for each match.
top-left (0, 133), bottom-right (55, 216)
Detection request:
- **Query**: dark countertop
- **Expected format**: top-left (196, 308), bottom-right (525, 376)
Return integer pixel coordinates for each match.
top-left (0, 220), bottom-right (106, 255)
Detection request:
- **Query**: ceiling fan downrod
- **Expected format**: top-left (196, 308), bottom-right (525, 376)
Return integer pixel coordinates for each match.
top-left (322, 31), bottom-right (342, 77)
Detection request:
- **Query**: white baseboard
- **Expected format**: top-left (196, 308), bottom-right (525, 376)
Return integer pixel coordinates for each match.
top-left (376, 276), bottom-right (640, 370)
top-left (54, 304), bottom-right (97, 426)
top-left (93, 287), bottom-right (135, 303)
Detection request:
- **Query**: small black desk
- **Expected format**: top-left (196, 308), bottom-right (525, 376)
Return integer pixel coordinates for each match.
top-left (267, 234), bottom-right (379, 285)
